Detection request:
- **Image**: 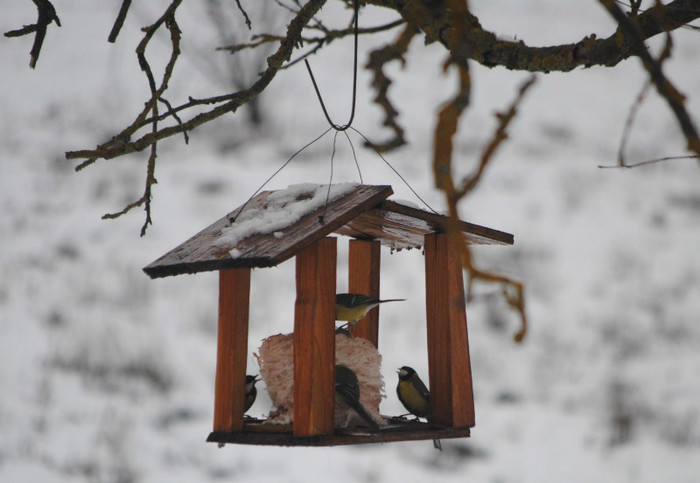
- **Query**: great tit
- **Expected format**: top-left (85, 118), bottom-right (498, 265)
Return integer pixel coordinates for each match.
top-left (335, 364), bottom-right (379, 429)
top-left (396, 366), bottom-right (431, 418)
top-left (219, 375), bottom-right (261, 447)
top-left (244, 375), bottom-right (260, 413)
top-left (335, 293), bottom-right (405, 327)
top-left (397, 366), bottom-right (442, 450)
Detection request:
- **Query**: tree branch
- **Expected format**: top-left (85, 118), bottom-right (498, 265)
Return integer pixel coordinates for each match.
top-left (599, 0), bottom-right (700, 158)
top-left (364, 24), bottom-right (418, 152)
top-left (108, 0), bottom-right (132, 43)
top-left (365, 0), bottom-right (700, 72)
top-left (4, 0), bottom-right (61, 68)
top-left (66, 0), bottom-right (328, 163)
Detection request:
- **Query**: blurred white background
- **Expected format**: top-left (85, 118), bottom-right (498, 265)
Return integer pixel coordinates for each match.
top-left (2, 1), bottom-right (699, 482)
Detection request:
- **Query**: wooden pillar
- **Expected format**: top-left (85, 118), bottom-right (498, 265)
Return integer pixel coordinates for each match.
top-left (213, 268), bottom-right (251, 433)
top-left (293, 237), bottom-right (337, 436)
top-left (348, 239), bottom-right (381, 347)
top-left (424, 232), bottom-right (475, 428)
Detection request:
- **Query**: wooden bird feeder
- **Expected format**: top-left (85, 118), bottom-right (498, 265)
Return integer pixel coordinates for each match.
top-left (143, 184), bottom-right (513, 446)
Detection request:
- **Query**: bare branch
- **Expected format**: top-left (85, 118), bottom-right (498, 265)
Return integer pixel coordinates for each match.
top-left (599, 154), bottom-right (700, 169)
top-left (66, 0), bottom-right (328, 163)
top-left (108, 0), bottom-right (132, 43)
top-left (616, 81), bottom-right (652, 167)
top-left (234, 0), bottom-right (253, 30)
top-left (457, 76), bottom-right (537, 198)
top-left (364, 24), bottom-right (418, 152)
top-left (4, 0), bottom-right (61, 68)
top-left (598, 0), bottom-right (700, 159)
top-left (365, 0), bottom-right (700, 72)
top-left (433, 49), bottom-right (535, 341)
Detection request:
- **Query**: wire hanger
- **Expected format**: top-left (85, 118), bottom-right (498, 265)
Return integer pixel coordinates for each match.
top-left (304, 0), bottom-right (359, 132)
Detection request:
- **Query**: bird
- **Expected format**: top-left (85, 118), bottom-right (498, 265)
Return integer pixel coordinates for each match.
top-left (396, 366), bottom-right (442, 450)
top-left (396, 366), bottom-right (431, 418)
top-left (219, 374), bottom-right (261, 448)
top-left (244, 375), bottom-right (260, 413)
top-left (335, 293), bottom-right (405, 328)
top-left (334, 364), bottom-right (379, 429)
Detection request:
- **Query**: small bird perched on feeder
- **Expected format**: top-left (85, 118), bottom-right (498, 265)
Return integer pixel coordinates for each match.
top-left (335, 293), bottom-right (405, 328)
top-left (244, 375), bottom-right (261, 413)
top-left (219, 374), bottom-right (261, 448)
top-left (335, 364), bottom-right (379, 429)
top-left (397, 366), bottom-right (442, 450)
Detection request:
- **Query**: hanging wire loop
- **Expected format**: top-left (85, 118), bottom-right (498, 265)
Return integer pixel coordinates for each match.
top-left (304, 0), bottom-right (359, 132)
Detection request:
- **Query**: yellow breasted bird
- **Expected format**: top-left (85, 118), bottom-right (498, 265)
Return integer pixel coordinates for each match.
top-left (397, 366), bottom-right (442, 450)
top-left (396, 366), bottom-right (430, 418)
top-left (335, 364), bottom-right (379, 429)
top-left (335, 293), bottom-right (405, 328)
top-left (244, 375), bottom-right (260, 413)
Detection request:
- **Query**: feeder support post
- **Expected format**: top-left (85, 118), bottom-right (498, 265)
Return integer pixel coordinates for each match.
top-left (213, 268), bottom-right (251, 433)
top-left (348, 239), bottom-right (381, 347)
top-left (424, 232), bottom-right (476, 428)
top-left (293, 237), bottom-right (337, 436)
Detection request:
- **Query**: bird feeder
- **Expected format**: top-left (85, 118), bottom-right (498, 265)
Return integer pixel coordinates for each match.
top-left (143, 184), bottom-right (513, 446)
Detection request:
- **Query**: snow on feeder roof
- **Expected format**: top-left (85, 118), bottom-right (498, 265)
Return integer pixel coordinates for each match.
top-left (143, 183), bottom-right (512, 279)
top-left (143, 183), bottom-right (514, 447)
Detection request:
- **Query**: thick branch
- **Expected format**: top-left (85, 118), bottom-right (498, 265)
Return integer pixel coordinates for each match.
top-left (365, 0), bottom-right (700, 72)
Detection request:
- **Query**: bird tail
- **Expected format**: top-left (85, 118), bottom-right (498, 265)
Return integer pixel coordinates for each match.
top-left (348, 401), bottom-right (379, 429)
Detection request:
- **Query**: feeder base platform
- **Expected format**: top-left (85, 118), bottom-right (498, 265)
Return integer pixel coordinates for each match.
top-left (208, 417), bottom-right (470, 447)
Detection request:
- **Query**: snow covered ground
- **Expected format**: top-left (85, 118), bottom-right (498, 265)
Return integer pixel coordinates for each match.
top-left (2, 1), bottom-right (700, 482)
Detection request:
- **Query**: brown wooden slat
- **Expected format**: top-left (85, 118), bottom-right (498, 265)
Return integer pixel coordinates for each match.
top-left (143, 185), bottom-right (393, 278)
top-left (347, 240), bottom-right (381, 346)
top-left (213, 269), bottom-right (251, 433)
top-left (425, 233), bottom-right (475, 428)
top-left (381, 200), bottom-right (514, 245)
top-left (293, 238), bottom-right (336, 436)
top-left (334, 200), bottom-right (514, 249)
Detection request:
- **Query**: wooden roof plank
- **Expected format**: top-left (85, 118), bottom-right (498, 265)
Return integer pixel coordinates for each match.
top-left (143, 185), bottom-right (393, 278)
top-left (143, 184), bottom-right (514, 278)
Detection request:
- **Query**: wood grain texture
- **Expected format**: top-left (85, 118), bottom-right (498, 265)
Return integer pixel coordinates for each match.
top-left (143, 185), bottom-right (513, 279)
top-left (213, 268), bottom-right (251, 433)
top-left (424, 233), bottom-right (475, 428)
top-left (293, 238), bottom-right (337, 436)
top-left (347, 240), bottom-right (381, 347)
top-left (334, 199), bottom-right (514, 250)
top-left (144, 185), bottom-right (392, 278)
top-left (207, 418), bottom-right (470, 446)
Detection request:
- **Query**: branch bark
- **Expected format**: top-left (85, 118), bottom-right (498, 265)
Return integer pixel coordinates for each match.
top-left (4, 0), bottom-right (61, 68)
top-left (365, 0), bottom-right (700, 72)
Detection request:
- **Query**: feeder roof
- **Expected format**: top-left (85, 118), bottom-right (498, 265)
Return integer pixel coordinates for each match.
top-left (143, 183), bottom-right (513, 278)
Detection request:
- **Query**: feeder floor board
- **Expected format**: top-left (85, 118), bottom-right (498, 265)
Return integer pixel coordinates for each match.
top-left (207, 418), bottom-right (470, 447)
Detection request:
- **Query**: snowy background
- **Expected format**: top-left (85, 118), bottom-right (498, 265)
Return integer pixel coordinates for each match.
top-left (2, 1), bottom-right (700, 482)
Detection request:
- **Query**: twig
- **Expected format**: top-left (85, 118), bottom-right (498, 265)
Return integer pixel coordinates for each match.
top-left (616, 81), bottom-right (652, 167)
top-left (4, 0), bottom-right (61, 68)
top-left (234, 0), bottom-right (252, 30)
top-left (457, 76), bottom-right (537, 198)
top-left (599, 154), bottom-right (700, 169)
top-left (108, 0), bottom-right (132, 43)
top-left (433, 48), bottom-right (535, 341)
top-left (599, 0), bottom-right (700, 159)
top-left (66, 0), bottom-right (328, 163)
top-left (364, 24), bottom-right (418, 152)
